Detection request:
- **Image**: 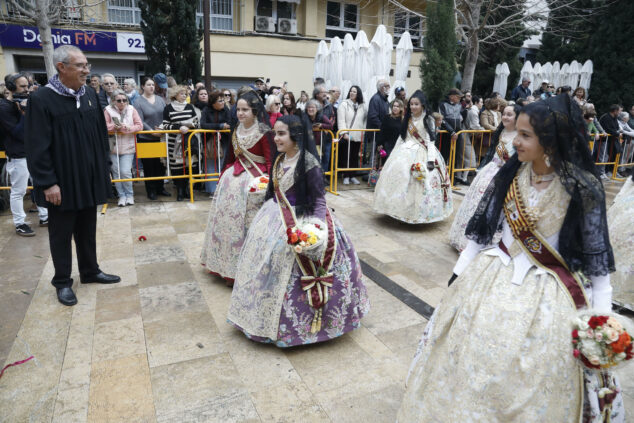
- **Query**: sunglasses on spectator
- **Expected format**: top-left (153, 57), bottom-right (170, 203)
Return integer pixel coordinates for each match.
top-left (115, 98), bottom-right (128, 103)
top-left (224, 93), bottom-right (231, 97)
top-left (547, 85), bottom-right (554, 88)
top-left (275, 102), bottom-right (281, 106)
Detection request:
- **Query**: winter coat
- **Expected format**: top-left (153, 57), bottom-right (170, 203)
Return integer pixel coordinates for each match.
top-left (337, 99), bottom-right (368, 142)
top-left (104, 105), bottom-right (143, 155)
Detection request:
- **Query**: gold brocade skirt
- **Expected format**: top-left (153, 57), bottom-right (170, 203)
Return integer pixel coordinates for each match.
top-left (397, 253), bottom-right (583, 422)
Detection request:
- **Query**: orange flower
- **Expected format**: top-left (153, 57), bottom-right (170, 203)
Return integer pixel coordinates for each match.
top-left (612, 333), bottom-right (631, 354)
top-left (260, 177), bottom-right (268, 183)
top-left (289, 233), bottom-right (299, 244)
top-left (299, 232), bottom-right (309, 242)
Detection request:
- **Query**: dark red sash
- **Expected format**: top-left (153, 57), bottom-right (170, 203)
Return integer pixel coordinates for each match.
top-left (408, 120), bottom-right (451, 202)
top-left (502, 177), bottom-right (589, 310)
top-left (232, 131), bottom-right (264, 178)
top-left (273, 155), bottom-right (337, 332)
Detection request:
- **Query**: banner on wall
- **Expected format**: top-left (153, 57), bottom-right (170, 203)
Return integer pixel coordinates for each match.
top-left (0, 24), bottom-right (145, 54)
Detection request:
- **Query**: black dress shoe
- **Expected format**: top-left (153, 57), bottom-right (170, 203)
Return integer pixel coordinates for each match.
top-left (147, 191), bottom-right (157, 201)
top-left (80, 272), bottom-right (121, 284)
top-left (56, 287), bottom-right (78, 306)
top-left (158, 189), bottom-right (172, 197)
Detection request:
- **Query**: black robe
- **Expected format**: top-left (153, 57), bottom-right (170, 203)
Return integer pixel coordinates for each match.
top-left (25, 85), bottom-right (111, 211)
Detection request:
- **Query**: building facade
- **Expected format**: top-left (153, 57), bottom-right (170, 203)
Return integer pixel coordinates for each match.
top-left (0, 0), bottom-right (425, 95)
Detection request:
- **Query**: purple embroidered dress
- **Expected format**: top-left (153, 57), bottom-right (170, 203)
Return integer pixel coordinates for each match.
top-left (227, 154), bottom-right (369, 347)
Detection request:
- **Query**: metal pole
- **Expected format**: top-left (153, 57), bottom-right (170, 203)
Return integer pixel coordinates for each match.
top-left (203, 0), bottom-right (211, 90)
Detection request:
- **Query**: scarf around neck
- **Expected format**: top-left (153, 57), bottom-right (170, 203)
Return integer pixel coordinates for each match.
top-left (46, 74), bottom-right (86, 107)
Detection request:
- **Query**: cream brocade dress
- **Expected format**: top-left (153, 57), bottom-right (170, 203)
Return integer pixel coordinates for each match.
top-left (448, 129), bottom-right (516, 251)
top-left (373, 115), bottom-right (453, 224)
top-left (397, 163), bottom-right (624, 423)
top-left (608, 177), bottom-right (634, 307)
top-left (200, 125), bottom-right (267, 281)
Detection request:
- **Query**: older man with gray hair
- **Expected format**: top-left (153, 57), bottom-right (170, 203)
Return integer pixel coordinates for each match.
top-left (367, 79), bottom-right (390, 130)
top-left (511, 76), bottom-right (531, 102)
top-left (98, 72), bottom-right (118, 109)
top-left (25, 45), bottom-right (120, 306)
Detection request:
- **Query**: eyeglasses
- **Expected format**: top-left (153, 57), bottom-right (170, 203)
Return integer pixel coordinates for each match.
top-left (63, 62), bottom-right (92, 70)
top-left (275, 102), bottom-right (281, 106)
top-left (547, 85), bottom-right (554, 88)
top-left (224, 93), bottom-right (231, 97)
top-left (115, 98), bottom-right (128, 103)
top-left (103, 82), bottom-right (116, 86)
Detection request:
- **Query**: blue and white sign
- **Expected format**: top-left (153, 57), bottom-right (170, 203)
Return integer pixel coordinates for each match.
top-left (0, 24), bottom-right (145, 54)
top-left (116, 32), bottom-right (145, 53)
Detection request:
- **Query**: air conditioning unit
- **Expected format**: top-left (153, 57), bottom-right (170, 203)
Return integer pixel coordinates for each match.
top-left (255, 16), bottom-right (275, 33)
top-left (278, 18), bottom-right (297, 35)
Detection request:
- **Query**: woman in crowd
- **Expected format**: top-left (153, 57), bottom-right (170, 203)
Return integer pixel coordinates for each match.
top-left (201, 91), bottom-right (273, 285)
top-left (296, 90), bottom-right (308, 111)
top-left (222, 88), bottom-right (235, 107)
top-left (134, 76), bottom-right (170, 200)
top-left (373, 90), bottom-right (453, 224)
top-left (337, 85), bottom-right (367, 185)
top-left (448, 104), bottom-right (520, 251)
top-left (160, 85), bottom-right (200, 201)
top-left (480, 97), bottom-right (502, 132)
top-left (227, 114), bottom-right (369, 347)
top-left (464, 95), bottom-right (487, 159)
top-left (191, 86), bottom-right (209, 118)
top-left (104, 89), bottom-right (143, 206)
top-left (607, 175), bottom-right (633, 305)
top-left (398, 94), bottom-right (621, 422)
top-left (617, 112), bottom-right (634, 176)
top-left (123, 78), bottom-right (139, 105)
top-left (265, 94), bottom-right (283, 127)
top-left (305, 99), bottom-right (333, 172)
top-left (281, 91), bottom-right (297, 116)
top-left (377, 99), bottom-right (404, 160)
top-left (200, 90), bottom-right (232, 195)
top-left (573, 87), bottom-right (587, 107)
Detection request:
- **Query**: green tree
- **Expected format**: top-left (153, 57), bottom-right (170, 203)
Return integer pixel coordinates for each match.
top-left (139, 0), bottom-right (201, 82)
top-left (468, 0), bottom-right (526, 98)
top-left (537, 0), bottom-right (633, 112)
top-left (421, 0), bottom-right (457, 109)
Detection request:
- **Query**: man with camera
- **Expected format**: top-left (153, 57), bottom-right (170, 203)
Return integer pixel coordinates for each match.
top-left (0, 73), bottom-right (48, 236)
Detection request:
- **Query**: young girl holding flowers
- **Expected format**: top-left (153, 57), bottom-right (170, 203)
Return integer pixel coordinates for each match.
top-left (398, 95), bottom-right (623, 422)
top-left (200, 91), bottom-right (272, 285)
top-left (227, 114), bottom-right (369, 347)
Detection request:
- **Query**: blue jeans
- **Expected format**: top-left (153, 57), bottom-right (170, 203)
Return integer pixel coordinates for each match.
top-left (321, 141), bottom-right (332, 172)
top-left (110, 153), bottom-right (134, 197)
top-left (205, 157), bottom-right (219, 193)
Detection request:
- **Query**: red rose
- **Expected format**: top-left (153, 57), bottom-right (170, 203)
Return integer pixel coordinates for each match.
top-left (573, 349), bottom-right (580, 358)
top-left (572, 329), bottom-right (579, 338)
top-left (588, 315), bottom-right (609, 329)
top-left (249, 187), bottom-right (256, 193)
top-left (286, 228), bottom-right (293, 235)
top-left (315, 224), bottom-right (321, 229)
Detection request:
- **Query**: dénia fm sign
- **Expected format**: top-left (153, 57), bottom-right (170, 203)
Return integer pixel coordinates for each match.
top-left (0, 24), bottom-right (145, 54)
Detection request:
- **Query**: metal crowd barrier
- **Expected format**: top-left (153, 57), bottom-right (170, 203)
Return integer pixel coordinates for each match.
top-left (185, 129), bottom-right (230, 202)
top-left (328, 128), bottom-right (380, 195)
top-left (588, 133), bottom-right (625, 180)
top-left (448, 129), bottom-right (493, 189)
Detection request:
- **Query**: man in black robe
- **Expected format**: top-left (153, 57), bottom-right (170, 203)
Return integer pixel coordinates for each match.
top-left (25, 45), bottom-right (120, 306)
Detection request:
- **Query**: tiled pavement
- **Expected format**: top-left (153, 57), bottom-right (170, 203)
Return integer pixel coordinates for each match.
top-left (0, 178), bottom-right (630, 422)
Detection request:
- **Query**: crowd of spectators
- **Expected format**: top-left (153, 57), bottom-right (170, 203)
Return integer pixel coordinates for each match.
top-left (2, 66), bottom-right (633, 233)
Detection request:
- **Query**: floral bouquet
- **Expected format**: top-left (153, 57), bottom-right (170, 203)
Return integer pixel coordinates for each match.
top-left (572, 312), bottom-right (634, 369)
top-left (286, 219), bottom-right (327, 260)
top-left (248, 176), bottom-right (269, 193)
top-left (410, 162), bottom-right (425, 181)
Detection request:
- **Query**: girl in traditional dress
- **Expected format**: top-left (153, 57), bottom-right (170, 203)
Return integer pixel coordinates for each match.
top-left (227, 115), bottom-right (369, 347)
top-left (607, 175), bottom-right (634, 307)
top-left (397, 94), bottom-right (622, 422)
top-left (200, 91), bottom-right (273, 286)
top-left (449, 104), bottom-right (521, 251)
top-left (373, 90), bottom-right (453, 224)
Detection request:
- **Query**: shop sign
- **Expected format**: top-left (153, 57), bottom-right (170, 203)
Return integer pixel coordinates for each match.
top-left (0, 24), bottom-right (145, 53)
